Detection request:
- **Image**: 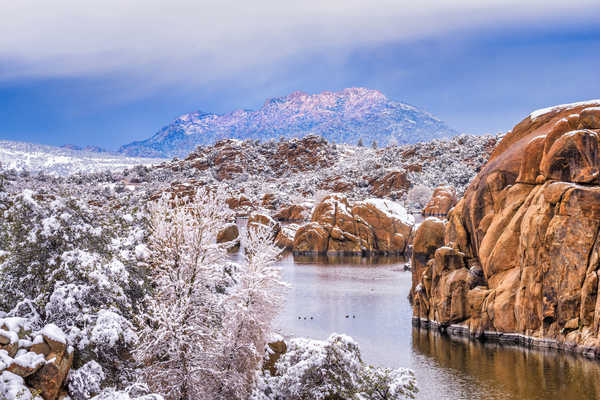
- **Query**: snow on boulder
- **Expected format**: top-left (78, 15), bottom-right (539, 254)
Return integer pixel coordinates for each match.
top-left (293, 194), bottom-right (414, 255)
top-left (40, 324), bottom-right (67, 354)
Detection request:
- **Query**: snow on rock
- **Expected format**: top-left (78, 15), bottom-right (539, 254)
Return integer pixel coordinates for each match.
top-left (293, 194), bottom-right (414, 255)
top-left (529, 100), bottom-right (600, 120)
top-left (363, 198), bottom-right (415, 226)
top-left (41, 323), bottom-right (67, 345)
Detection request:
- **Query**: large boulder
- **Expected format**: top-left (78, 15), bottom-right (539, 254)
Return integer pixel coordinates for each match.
top-left (422, 186), bottom-right (457, 216)
top-left (411, 101), bottom-right (600, 354)
top-left (293, 195), bottom-right (414, 255)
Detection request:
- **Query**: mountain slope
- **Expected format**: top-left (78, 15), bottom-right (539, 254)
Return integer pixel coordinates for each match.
top-left (119, 87), bottom-right (457, 158)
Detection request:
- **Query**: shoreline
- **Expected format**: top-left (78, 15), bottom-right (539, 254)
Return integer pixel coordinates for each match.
top-left (412, 317), bottom-right (600, 360)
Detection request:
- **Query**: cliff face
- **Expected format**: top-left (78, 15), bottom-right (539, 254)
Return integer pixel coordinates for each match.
top-left (411, 101), bottom-right (600, 355)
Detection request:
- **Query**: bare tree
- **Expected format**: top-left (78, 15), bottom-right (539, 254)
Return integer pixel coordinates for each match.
top-left (134, 188), bottom-right (231, 400)
top-left (213, 223), bottom-right (288, 399)
top-left (135, 189), bottom-right (287, 400)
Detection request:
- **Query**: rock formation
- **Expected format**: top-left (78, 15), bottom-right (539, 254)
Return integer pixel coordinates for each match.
top-left (217, 223), bottom-right (240, 252)
top-left (293, 195), bottom-right (414, 255)
top-left (422, 186), bottom-right (457, 216)
top-left (248, 212), bottom-right (297, 250)
top-left (274, 204), bottom-right (310, 222)
top-left (411, 101), bottom-right (600, 356)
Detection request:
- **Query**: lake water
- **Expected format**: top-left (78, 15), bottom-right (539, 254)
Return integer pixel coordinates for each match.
top-left (274, 253), bottom-right (600, 400)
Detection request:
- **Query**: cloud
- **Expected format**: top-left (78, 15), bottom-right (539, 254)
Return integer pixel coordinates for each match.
top-left (0, 0), bottom-right (597, 88)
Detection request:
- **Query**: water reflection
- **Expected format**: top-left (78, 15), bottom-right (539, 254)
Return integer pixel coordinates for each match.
top-left (293, 253), bottom-right (409, 266)
top-left (274, 252), bottom-right (600, 400)
top-left (412, 328), bottom-right (600, 400)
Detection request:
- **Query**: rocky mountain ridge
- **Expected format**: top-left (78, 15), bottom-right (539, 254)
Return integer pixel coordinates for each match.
top-left (118, 88), bottom-right (457, 158)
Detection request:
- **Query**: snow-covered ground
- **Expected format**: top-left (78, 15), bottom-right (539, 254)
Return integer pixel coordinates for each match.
top-left (0, 140), bottom-right (165, 176)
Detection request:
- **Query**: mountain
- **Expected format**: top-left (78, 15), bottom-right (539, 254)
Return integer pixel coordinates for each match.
top-left (118, 87), bottom-right (457, 158)
top-left (0, 140), bottom-right (165, 176)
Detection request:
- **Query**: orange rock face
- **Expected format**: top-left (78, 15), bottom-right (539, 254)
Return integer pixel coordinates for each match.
top-left (293, 195), bottom-right (414, 255)
top-left (369, 171), bottom-right (410, 197)
top-left (411, 101), bottom-right (600, 355)
top-left (422, 186), bottom-right (457, 216)
top-left (274, 204), bottom-right (310, 222)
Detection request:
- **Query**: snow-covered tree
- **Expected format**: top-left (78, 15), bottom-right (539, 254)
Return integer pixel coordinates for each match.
top-left (134, 188), bottom-right (232, 400)
top-left (135, 188), bottom-right (287, 400)
top-left (357, 138), bottom-right (364, 147)
top-left (372, 140), bottom-right (378, 149)
top-left (406, 184), bottom-right (433, 210)
top-left (212, 223), bottom-right (287, 399)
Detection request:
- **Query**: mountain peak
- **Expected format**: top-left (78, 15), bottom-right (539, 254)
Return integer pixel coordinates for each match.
top-left (119, 88), bottom-right (456, 158)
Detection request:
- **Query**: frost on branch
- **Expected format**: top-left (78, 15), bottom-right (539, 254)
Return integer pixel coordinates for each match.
top-left (212, 222), bottom-right (288, 399)
top-left (134, 188), bottom-right (233, 399)
top-left (135, 188), bottom-right (288, 400)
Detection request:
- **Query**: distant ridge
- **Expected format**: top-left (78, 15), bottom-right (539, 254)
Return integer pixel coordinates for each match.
top-left (0, 140), bottom-right (164, 176)
top-left (119, 87), bottom-right (457, 158)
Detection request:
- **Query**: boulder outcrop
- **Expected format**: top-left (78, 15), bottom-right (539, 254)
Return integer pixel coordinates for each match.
top-left (293, 195), bottom-right (414, 255)
top-left (411, 101), bottom-right (600, 356)
top-left (422, 186), bottom-right (457, 216)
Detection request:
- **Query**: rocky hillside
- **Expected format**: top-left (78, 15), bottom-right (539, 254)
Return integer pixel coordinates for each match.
top-left (145, 134), bottom-right (497, 214)
top-left (119, 88), bottom-right (457, 158)
top-left (411, 100), bottom-right (600, 357)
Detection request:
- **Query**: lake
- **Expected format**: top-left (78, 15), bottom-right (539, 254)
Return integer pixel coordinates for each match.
top-left (274, 253), bottom-right (600, 400)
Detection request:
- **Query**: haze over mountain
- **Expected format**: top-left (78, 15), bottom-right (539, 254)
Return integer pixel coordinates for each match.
top-left (119, 88), bottom-right (456, 158)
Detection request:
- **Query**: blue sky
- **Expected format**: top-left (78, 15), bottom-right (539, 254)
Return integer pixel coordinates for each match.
top-left (0, 1), bottom-right (599, 150)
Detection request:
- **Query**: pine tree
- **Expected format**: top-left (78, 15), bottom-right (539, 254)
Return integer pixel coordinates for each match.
top-left (357, 138), bottom-right (364, 147)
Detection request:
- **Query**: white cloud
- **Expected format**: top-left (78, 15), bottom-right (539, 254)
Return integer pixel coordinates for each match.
top-left (0, 0), bottom-right (596, 85)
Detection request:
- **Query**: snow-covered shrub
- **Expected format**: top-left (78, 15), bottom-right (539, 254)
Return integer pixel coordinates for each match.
top-left (256, 334), bottom-right (418, 400)
top-left (406, 185), bottom-right (432, 210)
top-left (68, 361), bottom-right (106, 400)
top-left (359, 366), bottom-right (418, 400)
top-left (0, 371), bottom-right (40, 400)
top-left (0, 188), bottom-right (152, 390)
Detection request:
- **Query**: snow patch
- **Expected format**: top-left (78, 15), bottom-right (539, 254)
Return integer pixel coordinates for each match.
top-left (529, 100), bottom-right (600, 121)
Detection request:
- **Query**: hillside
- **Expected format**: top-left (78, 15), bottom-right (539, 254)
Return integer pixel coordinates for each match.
top-left (0, 140), bottom-right (165, 176)
top-left (119, 88), bottom-right (456, 158)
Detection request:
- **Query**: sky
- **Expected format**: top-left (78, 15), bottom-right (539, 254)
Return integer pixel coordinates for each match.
top-left (0, 0), bottom-right (599, 150)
